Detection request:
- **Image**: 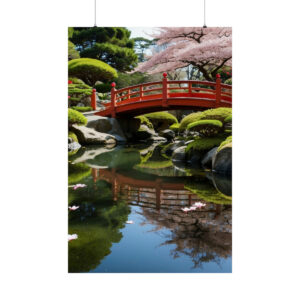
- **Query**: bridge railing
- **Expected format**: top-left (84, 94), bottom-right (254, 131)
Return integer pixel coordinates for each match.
top-left (94, 72), bottom-right (232, 116)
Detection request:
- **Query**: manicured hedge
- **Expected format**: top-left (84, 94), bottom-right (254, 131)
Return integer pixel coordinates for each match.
top-left (68, 108), bottom-right (87, 126)
top-left (68, 58), bottom-right (117, 86)
top-left (187, 120), bottom-right (223, 137)
top-left (185, 136), bottom-right (226, 154)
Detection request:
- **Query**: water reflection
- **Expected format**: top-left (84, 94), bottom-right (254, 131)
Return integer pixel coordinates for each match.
top-left (68, 144), bottom-right (232, 273)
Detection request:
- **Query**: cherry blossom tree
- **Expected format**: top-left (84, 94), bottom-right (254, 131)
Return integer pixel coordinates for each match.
top-left (134, 27), bottom-right (232, 82)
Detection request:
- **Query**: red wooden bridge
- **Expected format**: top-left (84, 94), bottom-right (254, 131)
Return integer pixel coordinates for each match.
top-left (91, 73), bottom-right (232, 118)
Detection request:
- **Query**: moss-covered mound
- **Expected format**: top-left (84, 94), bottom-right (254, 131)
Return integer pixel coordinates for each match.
top-left (142, 112), bottom-right (178, 131)
top-left (68, 131), bottom-right (78, 143)
top-left (68, 108), bottom-right (87, 126)
top-left (135, 115), bottom-right (153, 129)
top-left (169, 123), bottom-right (180, 132)
top-left (68, 58), bottom-right (117, 86)
top-left (179, 108), bottom-right (232, 131)
top-left (218, 136), bottom-right (232, 152)
top-left (187, 120), bottom-right (223, 137)
top-left (185, 136), bottom-right (226, 154)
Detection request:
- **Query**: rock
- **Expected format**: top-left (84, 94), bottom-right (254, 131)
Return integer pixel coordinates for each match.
top-left (185, 139), bottom-right (194, 145)
top-left (140, 124), bottom-right (157, 136)
top-left (86, 115), bottom-right (127, 143)
top-left (71, 125), bottom-right (117, 146)
top-left (148, 136), bottom-right (167, 143)
top-left (171, 146), bottom-right (187, 162)
top-left (172, 215), bottom-right (182, 223)
top-left (68, 141), bottom-right (81, 152)
top-left (68, 137), bottom-right (73, 144)
top-left (181, 217), bottom-right (197, 225)
top-left (201, 147), bottom-right (218, 169)
top-left (161, 141), bottom-right (185, 157)
top-left (159, 129), bottom-right (175, 141)
top-left (118, 118), bottom-right (141, 139)
top-left (134, 129), bottom-right (153, 141)
top-left (212, 143), bottom-right (232, 174)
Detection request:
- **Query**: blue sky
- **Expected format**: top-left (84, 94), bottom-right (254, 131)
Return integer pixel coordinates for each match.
top-left (127, 27), bottom-right (158, 39)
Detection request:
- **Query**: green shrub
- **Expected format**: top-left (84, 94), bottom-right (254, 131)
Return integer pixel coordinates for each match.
top-left (68, 81), bottom-right (92, 104)
top-left (95, 83), bottom-right (111, 93)
top-left (68, 108), bottom-right (87, 126)
top-left (179, 108), bottom-right (232, 131)
top-left (68, 131), bottom-right (78, 143)
top-left (71, 106), bottom-right (93, 112)
top-left (68, 58), bottom-right (117, 86)
top-left (68, 77), bottom-right (84, 84)
top-left (185, 136), bottom-right (226, 154)
top-left (135, 115), bottom-right (153, 129)
top-left (224, 78), bottom-right (232, 85)
top-left (187, 120), bottom-right (223, 137)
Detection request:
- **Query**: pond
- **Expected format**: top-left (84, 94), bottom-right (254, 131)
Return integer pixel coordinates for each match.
top-left (68, 143), bottom-right (232, 273)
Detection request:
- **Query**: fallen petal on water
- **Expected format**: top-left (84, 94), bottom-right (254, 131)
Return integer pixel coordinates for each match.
top-left (68, 234), bottom-right (78, 241)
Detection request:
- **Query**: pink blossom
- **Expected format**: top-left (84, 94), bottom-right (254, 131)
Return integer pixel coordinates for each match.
top-left (68, 234), bottom-right (78, 241)
top-left (73, 184), bottom-right (86, 190)
top-left (68, 205), bottom-right (79, 211)
top-left (181, 207), bottom-right (191, 213)
top-left (192, 202), bottom-right (206, 209)
top-left (134, 27), bottom-right (232, 82)
top-left (189, 206), bottom-right (197, 211)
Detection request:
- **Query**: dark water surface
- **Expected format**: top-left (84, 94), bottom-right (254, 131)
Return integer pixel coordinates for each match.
top-left (68, 143), bottom-right (232, 273)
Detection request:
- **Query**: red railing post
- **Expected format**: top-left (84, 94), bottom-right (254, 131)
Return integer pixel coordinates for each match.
top-left (91, 88), bottom-right (97, 110)
top-left (188, 82), bottom-right (192, 94)
top-left (162, 72), bottom-right (168, 107)
top-left (215, 74), bottom-right (221, 107)
top-left (139, 85), bottom-right (143, 101)
top-left (111, 82), bottom-right (116, 118)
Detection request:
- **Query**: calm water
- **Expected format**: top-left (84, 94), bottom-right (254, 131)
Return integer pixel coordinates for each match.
top-left (68, 143), bottom-right (232, 273)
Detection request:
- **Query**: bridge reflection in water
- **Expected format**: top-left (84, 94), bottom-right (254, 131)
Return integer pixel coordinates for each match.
top-left (91, 167), bottom-right (228, 224)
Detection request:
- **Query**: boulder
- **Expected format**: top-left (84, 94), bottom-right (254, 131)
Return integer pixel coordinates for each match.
top-left (159, 129), bottom-right (175, 141)
top-left (212, 143), bottom-right (232, 174)
top-left (86, 115), bottom-right (127, 143)
top-left (68, 141), bottom-right (81, 152)
top-left (171, 146), bottom-right (187, 162)
top-left (71, 125), bottom-right (116, 146)
top-left (148, 136), bottom-right (167, 143)
top-left (134, 129), bottom-right (153, 141)
top-left (201, 147), bottom-right (218, 169)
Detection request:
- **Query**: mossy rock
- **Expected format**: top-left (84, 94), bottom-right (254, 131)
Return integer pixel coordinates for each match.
top-left (68, 108), bottom-right (87, 126)
top-left (142, 112), bottom-right (178, 132)
top-left (68, 131), bottom-right (78, 143)
top-left (135, 115), bottom-right (153, 129)
top-left (187, 120), bottom-right (223, 137)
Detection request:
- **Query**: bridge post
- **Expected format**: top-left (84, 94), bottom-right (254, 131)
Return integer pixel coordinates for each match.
top-left (111, 82), bottom-right (116, 118)
top-left (91, 89), bottom-right (97, 110)
top-left (162, 72), bottom-right (168, 107)
top-left (139, 85), bottom-right (143, 100)
top-left (215, 74), bottom-right (221, 107)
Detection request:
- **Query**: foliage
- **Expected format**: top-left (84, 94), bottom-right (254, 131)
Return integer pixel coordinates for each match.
top-left (143, 112), bottom-right (178, 124)
top-left (179, 108), bottom-right (232, 131)
top-left (135, 27), bottom-right (232, 82)
top-left (114, 71), bottom-right (161, 89)
top-left (218, 135), bottom-right (232, 152)
top-left (69, 27), bottom-right (137, 72)
top-left (68, 108), bottom-right (87, 126)
top-left (135, 115), bottom-right (153, 129)
top-left (95, 83), bottom-right (111, 93)
top-left (68, 40), bottom-right (80, 60)
top-left (217, 66), bottom-right (232, 81)
top-left (68, 58), bottom-right (117, 86)
top-left (133, 37), bottom-right (154, 62)
top-left (187, 120), bottom-right (223, 137)
top-left (81, 43), bottom-right (137, 72)
top-left (224, 78), bottom-right (232, 85)
top-left (71, 106), bottom-right (93, 112)
top-left (68, 131), bottom-right (78, 143)
top-left (68, 81), bottom-right (92, 104)
top-left (135, 159), bottom-right (173, 170)
top-left (185, 135), bottom-right (226, 154)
